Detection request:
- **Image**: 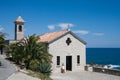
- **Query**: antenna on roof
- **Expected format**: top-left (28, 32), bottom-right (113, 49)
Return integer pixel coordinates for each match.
top-left (67, 24), bottom-right (70, 31)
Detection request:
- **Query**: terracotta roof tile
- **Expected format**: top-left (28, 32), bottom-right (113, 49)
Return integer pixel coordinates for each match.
top-left (39, 30), bottom-right (69, 42)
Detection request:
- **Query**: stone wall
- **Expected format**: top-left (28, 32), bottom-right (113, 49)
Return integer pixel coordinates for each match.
top-left (85, 66), bottom-right (120, 76)
top-left (93, 67), bottom-right (120, 76)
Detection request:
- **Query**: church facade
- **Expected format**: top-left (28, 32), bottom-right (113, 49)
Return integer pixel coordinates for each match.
top-left (39, 30), bottom-right (86, 72)
top-left (6, 16), bottom-right (87, 72)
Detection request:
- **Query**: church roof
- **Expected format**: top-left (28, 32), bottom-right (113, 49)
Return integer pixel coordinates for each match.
top-left (39, 30), bottom-right (86, 45)
top-left (14, 16), bottom-right (25, 23)
top-left (39, 30), bottom-right (69, 42)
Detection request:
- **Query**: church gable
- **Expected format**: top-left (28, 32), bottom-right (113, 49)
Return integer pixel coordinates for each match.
top-left (49, 31), bottom-right (86, 45)
top-left (39, 30), bottom-right (86, 45)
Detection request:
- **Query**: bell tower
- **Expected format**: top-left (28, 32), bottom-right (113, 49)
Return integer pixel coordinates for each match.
top-left (14, 16), bottom-right (25, 40)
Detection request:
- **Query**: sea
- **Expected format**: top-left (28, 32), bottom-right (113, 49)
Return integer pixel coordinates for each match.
top-left (86, 48), bottom-right (120, 70)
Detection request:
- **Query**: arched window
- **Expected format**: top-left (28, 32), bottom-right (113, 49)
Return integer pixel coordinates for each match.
top-left (19, 25), bottom-right (22, 32)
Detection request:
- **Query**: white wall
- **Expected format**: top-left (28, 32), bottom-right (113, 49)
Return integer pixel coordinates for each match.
top-left (48, 33), bottom-right (86, 72)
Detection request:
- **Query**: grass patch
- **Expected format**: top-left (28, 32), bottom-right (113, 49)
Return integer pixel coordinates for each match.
top-left (26, 70), bottom-right (52, 80)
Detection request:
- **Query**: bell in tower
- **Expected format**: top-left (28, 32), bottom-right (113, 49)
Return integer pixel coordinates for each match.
top-left (14, 16), bottom-right (25, 40)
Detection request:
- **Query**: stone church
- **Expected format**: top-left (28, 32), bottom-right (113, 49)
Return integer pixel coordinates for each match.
top-left (6, 16), bottom-right (87, 72)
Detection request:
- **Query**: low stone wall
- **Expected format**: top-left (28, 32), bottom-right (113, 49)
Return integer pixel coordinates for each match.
top-left (85, 66), bottom-right (120, 76)
top-left (93, 67), bottom-right (120, 76)
top-left (85, 66), bottom-right (93, 71)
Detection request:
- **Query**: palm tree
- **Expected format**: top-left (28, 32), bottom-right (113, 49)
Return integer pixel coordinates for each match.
top-left (21, 35), bottom-right (52, 69)
top-left (8, 34), bottom-right (52, 69)
top-left (8, 43), bottom-right (25, 64)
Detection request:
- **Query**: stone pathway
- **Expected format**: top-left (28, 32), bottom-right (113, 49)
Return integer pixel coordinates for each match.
top-left (0, 54), bottom-right (16, 80)
top-left (7, 72), bottom-right (40, 80)
top-left (51, 71), bottom-right (120, 80)
top-left (6, 69), bottom-right (120, 80)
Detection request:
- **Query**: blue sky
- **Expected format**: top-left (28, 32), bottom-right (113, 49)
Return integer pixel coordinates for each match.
top-left (0, 0), bottom-right (120, 48)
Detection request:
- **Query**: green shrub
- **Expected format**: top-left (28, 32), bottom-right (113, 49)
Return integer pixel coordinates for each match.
top-left (37, 62), bottom-right (52, 77)
top-left (29, 59), bottom-right (40, 71)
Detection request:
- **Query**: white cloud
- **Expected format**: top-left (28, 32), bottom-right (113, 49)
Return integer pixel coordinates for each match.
top-left (73, 30), bottom-right (89, 35)
top-left (93, 33), bottom-right (104, 36)
top-left (58, 23), bottom-right (74, 30)
top-left (0, 25), bottom-right (4, 31)
top-left (48, 25), bottom-right (55, 30)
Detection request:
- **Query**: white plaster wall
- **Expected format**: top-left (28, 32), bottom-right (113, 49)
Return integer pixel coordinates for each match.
top-left (49, 33), bottom-right (86, 72)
